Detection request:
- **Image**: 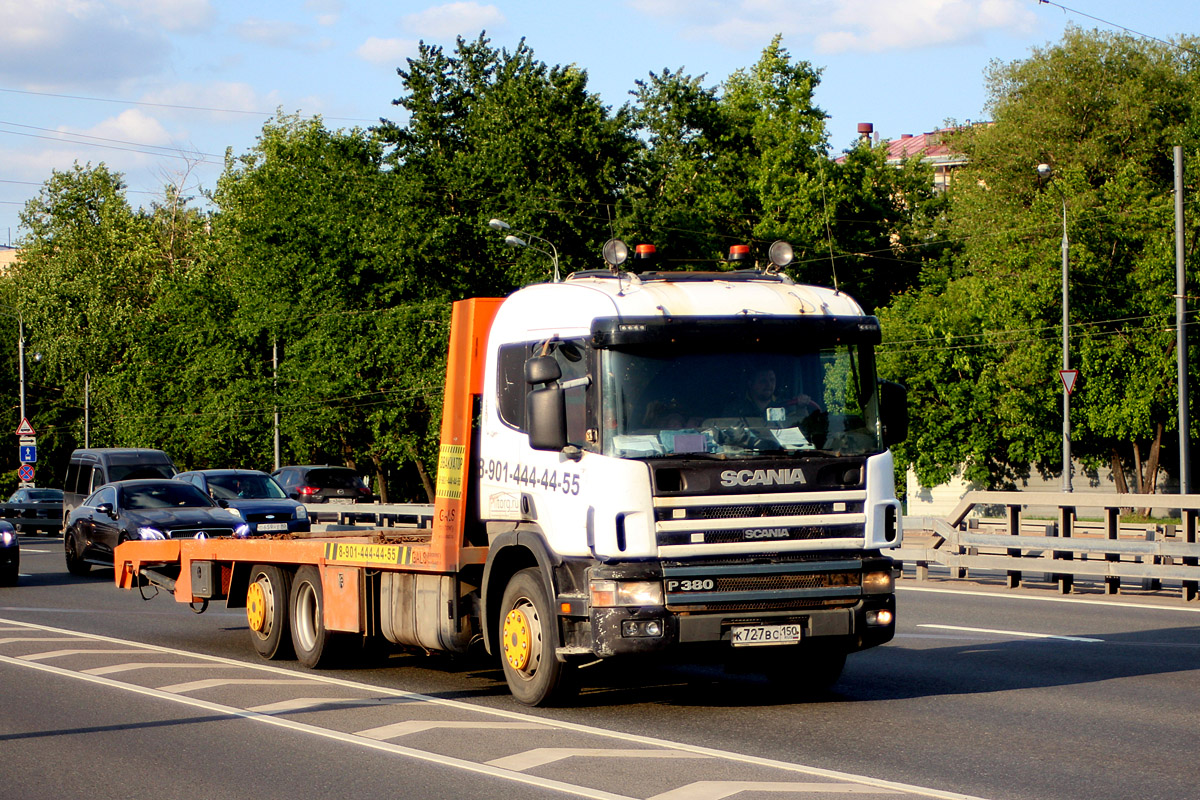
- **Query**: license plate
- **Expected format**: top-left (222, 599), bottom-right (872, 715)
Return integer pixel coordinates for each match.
top-left (256, 522), bottom-right (288, 532)
top-left (327, 497), bottom-right (354, 505)
top-left (731, 624), bottom-right (803, 647)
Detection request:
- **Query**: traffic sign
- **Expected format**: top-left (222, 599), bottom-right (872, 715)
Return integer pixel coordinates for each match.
top-left (1059, 369), bottom-right (1079, 395)
top-left (19, 444), bottom-right (36, 464)
top-left (14, 418), bottom-right (35, 436)
top-left (17, 464), bottom-right (34, 483)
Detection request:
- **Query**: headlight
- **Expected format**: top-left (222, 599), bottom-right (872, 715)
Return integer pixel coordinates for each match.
top-left (862, 570), bottom-right (894, 595)
top-left (294, 504), bottom-right (308, 520)
top-left (0, 530), bottom-right (13, 546)
top-left (137, 526), bottom-right (166, 540)
top-left (234, 524), bottom-right (250, 539)
top-left (590, 580), bottom-right (664, 608)
top-left (224, 507), bottom-right (244, 519)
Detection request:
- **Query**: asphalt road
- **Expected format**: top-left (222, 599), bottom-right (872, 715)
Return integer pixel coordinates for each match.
top-left (1, 533), bottom-right (1197, 800)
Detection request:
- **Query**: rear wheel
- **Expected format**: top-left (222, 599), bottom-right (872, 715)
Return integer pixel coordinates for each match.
top-left (498, 568), bottom-right (577, 706)
top-left (289, 565), bottom-right (343, 668)
top-left (64, 527), bottom-right (91, 576)
top-left (247, 565), bottom-right (293, 660)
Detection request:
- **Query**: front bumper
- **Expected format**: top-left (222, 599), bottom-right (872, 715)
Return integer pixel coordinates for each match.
top-left (575, 557), bottom-right (896, 659)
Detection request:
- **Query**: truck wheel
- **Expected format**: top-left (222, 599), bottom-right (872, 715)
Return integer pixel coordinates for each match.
top-left (289, 565), bottom-right (342, 668)
top-left (64, 528), bottom-right (91, 576)
top-left (247, 565), bottom-right (293, 660)
top-left (765, 644), bottom-right (847, 695)
top-left (498, 568), bottom-right (576, 707)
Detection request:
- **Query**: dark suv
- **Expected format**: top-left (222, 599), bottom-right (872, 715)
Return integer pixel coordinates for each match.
top-left (271, 465), bottom-right (373, 504)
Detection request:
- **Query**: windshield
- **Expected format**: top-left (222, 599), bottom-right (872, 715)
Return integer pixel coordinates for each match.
top-left (600, 345), bottom-right (881, 459)
top-left (121, 483), bottom-right (215, 510)
top-left (207, 473), bottom-right (287, 500)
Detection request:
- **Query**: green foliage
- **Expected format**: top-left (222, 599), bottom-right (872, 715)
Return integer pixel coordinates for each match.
top-left (882, 27), bottom-right (1200, 492)
top-left (619, 36), bottom-right (941, 309)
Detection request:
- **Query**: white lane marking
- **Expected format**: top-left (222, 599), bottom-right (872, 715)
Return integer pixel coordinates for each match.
top-left (158, 678), bottom-right (320, 693)
top-left (248, 697), bottom-right (409, 714)
top-left (0, 652), bottom-right (635, 800)
top-left (357, 720), bottom-right (550, 740)
top-left (916, 624), bottom-right (1103, 643)
top-left (649, 782), bottom-right (902, 799)
top-left (0, 616), bottom-right (992, 800)
top-left (0, 637), bottom-right (87, 645)
top-left (20, 648), bottom-right (143, 661)
top-left (84, 662), bottom-right (233, 675)
top-left (897, 584), bottom-right (1200, 614)
top-left (487, 748), bottom-right (712, 772)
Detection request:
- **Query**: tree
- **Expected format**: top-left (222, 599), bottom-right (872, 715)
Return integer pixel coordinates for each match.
top-left (377, 34), bottom-right (636, 297)
top-left (210, 113), bottom-right (447, 501)
top-left (879, 27), bottom-right (1200, 494)
top-left (620, 37), bottom-right (942, 310)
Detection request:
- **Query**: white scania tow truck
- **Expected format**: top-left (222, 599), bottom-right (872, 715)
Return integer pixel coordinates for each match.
top-left (114, 239), bottom-right (907, 706)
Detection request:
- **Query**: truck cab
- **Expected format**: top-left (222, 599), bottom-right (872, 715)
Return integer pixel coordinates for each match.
top-left (476, 256), bottom-right (906, 703)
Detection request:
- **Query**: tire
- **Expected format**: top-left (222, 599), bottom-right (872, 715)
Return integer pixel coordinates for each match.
top-left (64, 527), bottom-right (91, 576)
top-left (498, 568), bottom-right (577, 707)
top-left (247, 565), bottom-right (294, 660)
top-left (289, 565), bottom-right (343, 668)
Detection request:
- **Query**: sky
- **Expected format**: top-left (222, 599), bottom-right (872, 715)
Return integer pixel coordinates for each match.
top-left (0, 0), bottom-right (1196, 246)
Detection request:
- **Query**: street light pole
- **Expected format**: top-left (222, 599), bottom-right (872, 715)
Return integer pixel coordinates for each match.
top-left (488, 218), bottom-right (561, 282)
top-left (1038, 164), bottom-right (1072, 492)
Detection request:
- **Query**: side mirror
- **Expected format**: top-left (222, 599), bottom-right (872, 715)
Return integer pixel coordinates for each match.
top-left (879, 380), bottom-right (909, 447)
top-left (525, 355), bottom-right (568, 451)
top-left (525, 355), bottom-right (561, 385)
top-left (96, 502), bottom-right (116, 518)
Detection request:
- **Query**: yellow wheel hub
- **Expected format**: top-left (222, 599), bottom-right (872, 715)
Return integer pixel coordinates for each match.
top-left (502, 608), bottom-right (532, 671)
top-left (246, 581), bottom-right (267, 632)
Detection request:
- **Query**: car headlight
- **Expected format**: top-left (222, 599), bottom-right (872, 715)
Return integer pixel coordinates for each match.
top-left (234, 524), bottom-right (250, 539)
top-left (224, 507), bottom-right (244, 519)
top-left (137, 526), bottom-right (166, 540)
top-left (294, 504), bottom-right (308, 520)
top-left (590, 580), bottom-right (664, 608)
top-left (0, 530), bottom-right (13, 546)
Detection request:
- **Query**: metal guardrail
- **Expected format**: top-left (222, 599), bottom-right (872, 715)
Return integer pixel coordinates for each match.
top-left (896, 491), bottom-right (1200, 602)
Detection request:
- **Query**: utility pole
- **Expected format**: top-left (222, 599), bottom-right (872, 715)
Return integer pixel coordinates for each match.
top-left (1176, 146), bottom-right (1190, 494)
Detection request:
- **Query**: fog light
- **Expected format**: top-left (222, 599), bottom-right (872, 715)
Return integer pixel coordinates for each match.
top-left (621, 619), bottom-right (664, 638)
top-left (866, 609), bottom-right (894, 627)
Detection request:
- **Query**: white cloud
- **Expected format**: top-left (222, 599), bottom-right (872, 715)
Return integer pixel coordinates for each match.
top-left (84, 109), bottom-right (174, 147)
top-left (112, 0), bottom-right (216, 33)
top-left (0, 0), bottom-right (170, 89)
top-left (356, 37), bottom-right (420, 66)
top-left (305, 0), bottom-right (342, 26)
top-left (403, 2), bottom-right (506, 39)
top-left (234, 17), bottom-right (323, 50)
top-left (632, 0), bottom-right (1037, 54)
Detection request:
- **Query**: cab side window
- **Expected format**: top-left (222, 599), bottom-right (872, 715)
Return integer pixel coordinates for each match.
top-left (495, 339), bottom-right (591, 446)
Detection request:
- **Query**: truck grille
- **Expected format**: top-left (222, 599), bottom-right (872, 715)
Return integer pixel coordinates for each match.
top-left (662, 559), bottom-right (863, 612)
top-left (654, 490), bottom-right (866, 556)
top-left (168, 527), bottom-right (235, 539)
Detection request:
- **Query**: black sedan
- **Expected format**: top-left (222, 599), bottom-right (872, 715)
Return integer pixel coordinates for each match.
top-left (0, 520), bottom-right (17, 585)
top-left (64, 480), bottom-right (246, 575)
top-left (175, 469), bottom-right (310, 535)
top-left (0, 487), bottom-right (64, 533)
